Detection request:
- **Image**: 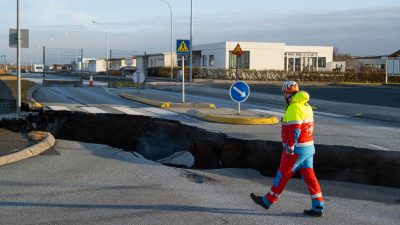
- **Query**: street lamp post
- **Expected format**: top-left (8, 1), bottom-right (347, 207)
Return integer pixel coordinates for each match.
top-left (65, 32), bottom-right (78, 71)
top-left (160, 0), bottom-right (174, 82)
top-left (91, 20), bottom-right (109, 86)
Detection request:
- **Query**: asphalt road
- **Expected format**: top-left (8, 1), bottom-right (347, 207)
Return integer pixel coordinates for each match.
top-left (5, 73), bottom-right (398, 224)
top-left (22, 73), bottom-right (400, 152)
top-left (208, 83), bottom-right (400, 108)
top-left (0, 140), bottom-right (398, 225)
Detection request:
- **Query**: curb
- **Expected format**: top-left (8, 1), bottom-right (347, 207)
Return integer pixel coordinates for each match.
top-left (120, 92), bottom-right (216, 109)
top-left (354, 113), bottom-right (400, 123)
top-left (0, 132), bottom-right (56, 166)
top-left (120, 93), bottom-right (171, 108)
top-left (193, 110), bottom-right (279, 125)
top-left (24, 84), bottom-right (43, 111)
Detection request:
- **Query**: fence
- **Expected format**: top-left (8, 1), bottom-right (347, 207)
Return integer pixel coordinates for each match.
top-left (0, 99), bottom-right (36, 120)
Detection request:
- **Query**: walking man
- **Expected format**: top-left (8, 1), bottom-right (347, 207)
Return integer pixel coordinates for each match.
top-left (250, 81), bottom-right (325, 217)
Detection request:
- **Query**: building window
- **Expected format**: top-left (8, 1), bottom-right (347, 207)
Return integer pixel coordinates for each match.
top-left (229, 51), bottom-right (250, 69)
top-left (318, 57), bottom-right (326, 68)
top-left (202, 55), bottom-right (208, 66)
top-left (209, 55), bottom-right (215, 66)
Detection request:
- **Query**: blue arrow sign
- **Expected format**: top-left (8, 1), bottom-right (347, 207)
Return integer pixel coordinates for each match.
top-left (230, 81), bottom-right (250, 103)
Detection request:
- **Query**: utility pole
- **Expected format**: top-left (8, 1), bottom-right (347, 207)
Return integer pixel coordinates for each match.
top-left (16, 0), bottom-right (21, 113)
top-left (189, 0), bottom-right (193, 86)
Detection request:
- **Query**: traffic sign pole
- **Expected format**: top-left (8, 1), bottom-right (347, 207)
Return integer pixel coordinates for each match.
top-left (177, 39), bottom-right (190, 103)
top-left (236, 54), bottom-right (240, 114)
top-left (229, 81), bottom-right (250, 115)
top-left (182, 55), bottom-right (185, 103)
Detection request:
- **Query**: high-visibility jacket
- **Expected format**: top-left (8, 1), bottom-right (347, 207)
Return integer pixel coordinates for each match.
top-left (281, 91), bottom-right (315, 154)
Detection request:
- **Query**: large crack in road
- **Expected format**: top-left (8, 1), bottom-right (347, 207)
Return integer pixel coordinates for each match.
top-left (2, 111), bottom-right (400, 188)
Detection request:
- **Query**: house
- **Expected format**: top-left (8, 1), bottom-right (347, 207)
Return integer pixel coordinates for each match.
top-left (109, 58), bottom-right (136, 71)
top-left (350, 56), bottom-right (386, 71)
top-left (386, 50), bottom-right (400, 76)
top-left (192, 41), bottom-right (334, 71)
top-left (88, 59), bottom-right (106, 73)
top-left (135, 52), bottom-right (177, 73)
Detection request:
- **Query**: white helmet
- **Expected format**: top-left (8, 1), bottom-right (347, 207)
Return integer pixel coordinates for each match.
top-left (282, 81), bottom-right (299, 93)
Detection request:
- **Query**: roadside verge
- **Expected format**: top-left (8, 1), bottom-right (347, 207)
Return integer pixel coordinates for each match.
top-left (0, 132), bottom-right (55, 166)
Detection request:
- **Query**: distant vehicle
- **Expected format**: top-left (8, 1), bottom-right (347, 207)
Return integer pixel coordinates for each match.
top-left (33, 64), bottom-right (44, 73)
top-left (120, 66), bottom-right (136, 78)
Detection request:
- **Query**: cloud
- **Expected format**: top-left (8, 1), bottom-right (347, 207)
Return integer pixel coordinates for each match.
top-left (192, 6), bottom-right (400, 55)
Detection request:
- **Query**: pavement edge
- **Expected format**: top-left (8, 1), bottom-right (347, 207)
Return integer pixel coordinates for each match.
top-left (120, 92), bottom-right (216, 109)
top-left (193, 110), bottom-right (280, 125)
top-left (0, 132), bottom-right (56, 166)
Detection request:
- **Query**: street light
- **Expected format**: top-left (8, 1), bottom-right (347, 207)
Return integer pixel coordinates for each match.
top-left (160, 0), bottom-right (174, 82)
top-left (91, 20), bottom-right (109, 85)
top-left (65, 32), bottom-right (78, 68)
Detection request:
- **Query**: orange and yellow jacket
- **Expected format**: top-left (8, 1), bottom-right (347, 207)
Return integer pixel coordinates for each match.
top-left (281, 91), bottom-right (315, 155)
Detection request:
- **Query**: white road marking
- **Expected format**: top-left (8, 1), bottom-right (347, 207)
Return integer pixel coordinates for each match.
top-left (104, 88), bottom-right (122, 98)
top-left (112, 107), bottom-right (144, 115)
top-left (143, 107), bottom-right (178, 116)
top-left (81, 107), bottom-right (108, 114)
top-left (48, 106), bottom-right (71, 111)
top-left (314, 111), bottom-right (349, 118)
top-left (367, 144), bottom-right (390, 151)
top-left (248, 109), bottom-right (284, 117)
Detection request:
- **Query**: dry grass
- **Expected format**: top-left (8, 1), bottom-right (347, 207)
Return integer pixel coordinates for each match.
top-left (0, 75), bottom-right (35, 100)
top-left (27, 131), bottom-right (47, 142)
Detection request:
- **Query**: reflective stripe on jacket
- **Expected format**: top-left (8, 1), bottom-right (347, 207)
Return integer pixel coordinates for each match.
top-left (281, 91), bottom-right (315, 154)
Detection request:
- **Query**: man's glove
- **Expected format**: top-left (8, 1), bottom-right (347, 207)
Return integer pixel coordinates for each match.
top-left (283, 143), bottom-right (295, 155)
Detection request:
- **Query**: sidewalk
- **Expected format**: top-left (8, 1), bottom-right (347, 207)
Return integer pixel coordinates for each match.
top-left (145, 80), bottom-right (400, 124)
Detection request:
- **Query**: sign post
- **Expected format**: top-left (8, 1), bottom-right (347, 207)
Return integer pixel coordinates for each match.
top-left (9, 19), bottom-right (29, 113)
top-left (231, 43), bottom-right (244, 113)
top-left (232, 43), bottom-right (243, 81)
top-left (176, 39), bottom-right (190, 103)
top-left (229, 81), bottom-right (250, 115)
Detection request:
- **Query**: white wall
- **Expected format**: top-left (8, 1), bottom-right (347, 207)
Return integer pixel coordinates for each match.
top-left (148, 55), bottom-right (165, 68)
top-left (226, 42), bottom-right (285, 70)
top-left (285, 46), bottom-right (334, 63)
top-left (164, 53), bottom-right (177, 67)
top-left (194, 42), bottom-right (227, 68)
top-left (195, 41), bottom-right (286, 70)
top-left (88, 59), bottom-right (106, 73)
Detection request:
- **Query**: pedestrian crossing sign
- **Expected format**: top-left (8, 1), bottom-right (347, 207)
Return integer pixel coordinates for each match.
top-left (176, 39), bottom-right (190, 54)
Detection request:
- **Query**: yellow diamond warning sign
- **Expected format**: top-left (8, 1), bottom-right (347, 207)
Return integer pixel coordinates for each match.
top-left (232, 43), bottom-right (243, 56)
top-left (176, 39), bottom-right (190, 54)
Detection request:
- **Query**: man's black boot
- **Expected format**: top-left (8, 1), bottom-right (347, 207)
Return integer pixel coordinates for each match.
top-left (303, 209), bottom-right (323, 217)
top-left (250, 193), bottom-right (270, 210)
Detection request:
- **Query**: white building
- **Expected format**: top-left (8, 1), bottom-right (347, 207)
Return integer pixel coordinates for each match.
top-left (193, 41), bottom-right (334, 71)
top-left (109, 58), bottom-right (136, 71)
top-left (133, 41), bottom-right (335, 73)
top-left (135, 52), bottom-right (177, 72)
top-left (88, 59), bottom-right (106, 73)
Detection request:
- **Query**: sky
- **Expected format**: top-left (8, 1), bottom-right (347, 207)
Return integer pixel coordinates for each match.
top-left (0, 0), bottom-right (400, 64)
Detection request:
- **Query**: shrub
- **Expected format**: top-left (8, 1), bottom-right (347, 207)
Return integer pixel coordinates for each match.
top-left (147, 67), bottom-right (392, 83)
